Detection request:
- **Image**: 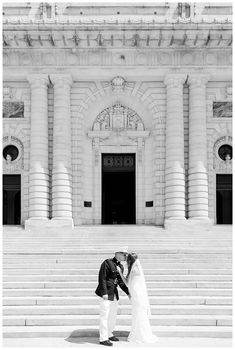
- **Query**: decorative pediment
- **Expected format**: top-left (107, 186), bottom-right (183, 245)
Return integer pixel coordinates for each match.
top-left (93, 103), bottom-right (144, 131)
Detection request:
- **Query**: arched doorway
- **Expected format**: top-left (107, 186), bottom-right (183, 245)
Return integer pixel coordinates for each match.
top-left (88, 103), bottom-right (150, 224)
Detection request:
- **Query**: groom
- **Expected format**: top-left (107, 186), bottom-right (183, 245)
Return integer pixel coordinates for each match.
top-left (95, 247), bottom-right (130, 346)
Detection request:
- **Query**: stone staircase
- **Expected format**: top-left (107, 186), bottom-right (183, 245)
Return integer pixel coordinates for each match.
top-left (3, 225), bottom-right (232, 338)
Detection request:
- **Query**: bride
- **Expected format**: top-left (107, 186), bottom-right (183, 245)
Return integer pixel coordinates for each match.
top-left (117, 252), bottom-right (159, 344)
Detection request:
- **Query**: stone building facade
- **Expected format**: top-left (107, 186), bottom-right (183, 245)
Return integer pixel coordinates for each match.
top-left (2, 2), bottom-right (232, 229)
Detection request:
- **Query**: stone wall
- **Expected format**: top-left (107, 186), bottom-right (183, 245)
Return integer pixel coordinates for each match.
top-left (3, 82), bottom-right (31, 224)
top-left (207, 81), bottom-right (232, 222)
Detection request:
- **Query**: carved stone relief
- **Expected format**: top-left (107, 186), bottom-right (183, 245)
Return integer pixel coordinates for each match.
top-left (213, 136), bottom-right (232, 173)
top-left (213, 102), bottom-right (232, 118)
top-left (93, 103), bottom-right (144, 131)
top-left (110, 76), bottom-right (126, 92)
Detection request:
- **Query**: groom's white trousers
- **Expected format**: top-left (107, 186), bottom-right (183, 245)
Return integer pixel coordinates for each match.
top-left (99, 296), bottom-right (118, 342)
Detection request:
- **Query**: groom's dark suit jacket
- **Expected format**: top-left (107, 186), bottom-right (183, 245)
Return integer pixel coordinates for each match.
top-left (95, 257), bottom-right (129, 301)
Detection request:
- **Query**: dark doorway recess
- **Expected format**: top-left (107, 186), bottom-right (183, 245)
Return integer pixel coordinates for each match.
top-left (3, 175), bottom-right (21, 225)
top-left (216, 174), bottom-right (232, 224)
top-left (102, 154), bottom-right (136, 224)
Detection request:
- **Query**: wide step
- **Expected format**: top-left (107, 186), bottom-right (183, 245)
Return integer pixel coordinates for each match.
top-left (3, 325), bottom-right (232, 338)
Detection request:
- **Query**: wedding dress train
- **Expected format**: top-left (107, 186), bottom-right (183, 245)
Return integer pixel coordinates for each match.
top-left (127, 259), bottom-right (159, 344)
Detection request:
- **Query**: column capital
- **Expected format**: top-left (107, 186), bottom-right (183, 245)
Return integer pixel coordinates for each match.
top-left (164, 73), bottom-right (187, 88)
top-left (188, 73), bottom-right (210, 87)
top-left (27, 74), bottom-right (49, 88)
top-left (50, 74), bottom-right (73, 88)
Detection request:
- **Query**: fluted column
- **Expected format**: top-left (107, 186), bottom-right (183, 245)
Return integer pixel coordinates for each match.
top-left (188, 74), bottom-right (211, 224)
top-left (50, 74), bottom-right (73, 227)
top-left (25, 75), bottom-right (49, 229)
top-left (164, 74), bottom-right (187, 228)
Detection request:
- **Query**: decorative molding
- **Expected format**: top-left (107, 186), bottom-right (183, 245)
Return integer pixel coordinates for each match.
top-left (2, 16), bottom-right (232, 26)
top-left (3, 86), bottom-right (13, 100)
top-left (226, 86), bottom-right (232, 100)
top-left (164, 73), bottom-right (186, 87)
top-left (50, 74), bottom-right (73, 87)
top-left (188, 73), bottom-right (210, 86)
top-left (2, 49), bottom-right (232, 67)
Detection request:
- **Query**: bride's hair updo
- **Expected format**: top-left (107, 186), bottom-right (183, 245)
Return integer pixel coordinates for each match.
top-left (126, 252), bottom-right (138, 279)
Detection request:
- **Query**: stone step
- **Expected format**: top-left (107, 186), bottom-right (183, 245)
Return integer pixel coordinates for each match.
top-left (4, 257), bottom-right (232, 263)
top-left (3, 314), bottom-right (232, 327)
top-left (4, 249), bottom-right (232, 254)
top-left (3, 274), bottom-right (232, 282)
top-left (4, 288), bottom-right (232, 297)
top-left (3, 226), bottom-right (232, 340)
top-left (3, 296), bottom-right (232, 306)
top-left (2, 325), bottom-right (232, 338)
top-left (3, 263), bottom-right (232, 268)
top-left (3, 305), bottom-right (232, 316)
top-left (4, 235), bottom-right (232, 239)
top-left (3, 281), bottom-right (233, 289)
top-left (4, 252), bottom-right (232, 258)
top-left (3, 268), bottom-right (232, 275)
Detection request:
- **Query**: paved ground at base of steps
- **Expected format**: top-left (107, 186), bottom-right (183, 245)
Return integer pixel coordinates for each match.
top-left (2, 336), bottom-right (232, 348)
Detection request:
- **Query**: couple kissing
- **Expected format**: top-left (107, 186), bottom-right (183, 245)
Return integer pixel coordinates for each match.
top-left (95, 247), bottom-right (159, 345)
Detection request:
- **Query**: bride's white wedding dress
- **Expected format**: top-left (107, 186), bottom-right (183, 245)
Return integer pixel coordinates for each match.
top-left (127, 259), bottom-right (159, 344)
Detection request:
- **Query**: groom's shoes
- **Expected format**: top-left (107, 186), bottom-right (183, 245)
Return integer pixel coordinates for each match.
top-left (99, 340), bottom-right (113, 346)
top-left (109, 336), bottom-right (119, 342)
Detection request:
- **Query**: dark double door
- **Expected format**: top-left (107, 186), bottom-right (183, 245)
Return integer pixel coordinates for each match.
top-left (216, 174), bottom-right (232, 224)
top-left (3, 175), bottom-right (21, 225)
top-left (102, 154), bottom-right (136, 224)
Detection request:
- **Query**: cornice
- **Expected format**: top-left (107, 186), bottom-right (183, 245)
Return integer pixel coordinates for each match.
top-left (2, 27), bottom-right (232, 50)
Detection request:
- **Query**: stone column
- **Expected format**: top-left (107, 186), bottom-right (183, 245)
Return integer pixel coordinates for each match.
top-left (25, 75), bottom-right (49, 229)
top-left (164, 74), bottom-right (187, 229)
top-left (188, 74), bottom-right (211, 225)
top-left (50, 74), bottom-right (73, 228)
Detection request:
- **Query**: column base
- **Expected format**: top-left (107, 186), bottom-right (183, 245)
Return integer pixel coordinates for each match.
top-left (164, 217), bottom-right (213, 232)
top-left (164, 217), bottom-right (188, 231)
top-left (25, 218), bottom-right (74, 230)
top-left (187, 217), bottom-right (213, 231)
top-left (50, 218), bottom-right (74, 229)
top-left (25, 218), bottom-right (51, 230)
